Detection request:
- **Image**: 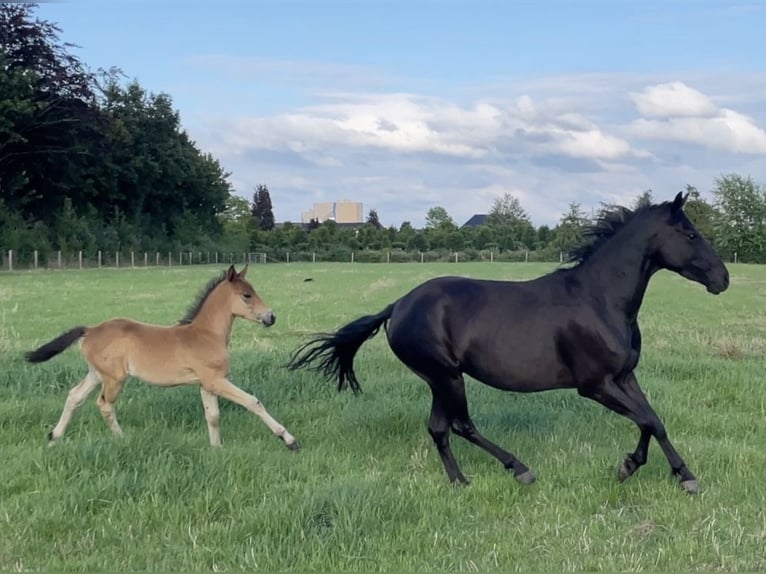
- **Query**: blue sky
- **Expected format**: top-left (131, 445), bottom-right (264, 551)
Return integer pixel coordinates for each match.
top-left (40, 1), bottom-right (766, 227)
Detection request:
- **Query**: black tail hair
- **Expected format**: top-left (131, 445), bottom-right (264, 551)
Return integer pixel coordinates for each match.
top-left (25, 326), bottom-right (87, 363)
top-left (286, 303), bottom-right (395, 393)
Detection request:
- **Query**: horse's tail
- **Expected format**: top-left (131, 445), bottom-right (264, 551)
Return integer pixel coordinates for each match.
top-left (25, 326), bottom-right (87, 363)
top-left (287, 303), bottom-right (396, 393)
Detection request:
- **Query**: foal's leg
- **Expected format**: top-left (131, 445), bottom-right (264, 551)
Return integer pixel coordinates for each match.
top-left (96, 374), bottom-right (127, 436)
top-left (200, 387), bottom-right (222, 447)
top-left (203, 378), bottom-right (299, 450)
top-left (49, 370), bottom-right (101, 444)
top-left (445, 377), bottom-right (535, 485)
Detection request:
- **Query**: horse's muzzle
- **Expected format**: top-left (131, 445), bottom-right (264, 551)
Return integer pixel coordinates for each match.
top-left (259, 311), bottom-right (276, 327)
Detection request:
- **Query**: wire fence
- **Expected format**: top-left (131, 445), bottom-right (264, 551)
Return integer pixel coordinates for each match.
top-left (0, 247), bottom-right (568, 272)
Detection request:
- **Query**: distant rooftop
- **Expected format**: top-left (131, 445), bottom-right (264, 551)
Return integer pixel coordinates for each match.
top-left (461, 214), bottom-right (488, 228)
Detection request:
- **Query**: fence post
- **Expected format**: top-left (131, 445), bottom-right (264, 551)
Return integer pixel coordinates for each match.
top-left (34, 250), bottom-right (38, 270)
top-left (559, 251), bottom-right (563, 263)
top-left (131, 251), bottom-right (135, 268)
top-left (116, 252), bottom-right (119, 268)
top-left (58, 250), bottom-right (62, 269)
top-left (7, 250), bottom-right (12, 272)
top-left (351, 251), bottom-right (354, 263)
top-left (286, 252), bottom-right (290, 264)
top-left (312, 252), bottom-right (316, 263)
top-left (168, 252), bottom-right (172, 266)
top-left (421, 252), bottom-right (424, 263)
top-left (490, 251), bottom-right (494, 263)
top-left (144, 252), bottom-right (148, 267)
top-left (190, 251), bottom-right (193, 265)
top-left (387, 250), bottom-right (390, 263)
top-left (455, 252), bottom-right (458, 263)
top-left (215, 252), bottom-right (219, 265)
top-left (734, 252), bottom-right (738, 264)
top-left (98, 250), bottom-right (102, 268)
top-left (525, 250), bottom-right (529, 263)
top-left (79, 250), bottom-right (83, 269)
top-left (156, 252), bottom-right (159, 266)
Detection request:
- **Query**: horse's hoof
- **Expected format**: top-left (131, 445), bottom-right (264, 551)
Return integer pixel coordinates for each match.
top-left (618, 460), bottom-right (636, 482)
top-left (680, 479), bottom-right (699, 494)
top-left (514, 470), bottom-right (536, 485)
top-left (286, 440), bottom-right (300, 451)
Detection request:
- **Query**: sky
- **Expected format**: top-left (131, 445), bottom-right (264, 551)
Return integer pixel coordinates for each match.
top-left (39, 0), bottom-right (766, 228)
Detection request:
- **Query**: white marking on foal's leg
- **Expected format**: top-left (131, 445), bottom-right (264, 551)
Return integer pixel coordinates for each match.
top-left (200, 387), bottom-right (222, 447)
top-left (49, 370), bottom-right (100, 445)
top-left (209, 379), bottom-right (299, 450)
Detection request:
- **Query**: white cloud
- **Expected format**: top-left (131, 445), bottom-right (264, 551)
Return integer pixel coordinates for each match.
top-left (187, 70), bottom-right (766, 227)
top-left (628, 81), bottom-right (766, 155)
top-left (631, 82), bottom-right (717, 118)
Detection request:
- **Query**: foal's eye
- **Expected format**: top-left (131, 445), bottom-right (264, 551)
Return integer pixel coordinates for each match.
top-left (242, 292), bottom-right (252, 300)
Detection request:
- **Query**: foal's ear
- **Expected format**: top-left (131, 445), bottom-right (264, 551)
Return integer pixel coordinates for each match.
top-left (238, 263), bottom-right (248, 279)
top-left (671, 190), bottom-right (688, 212)
top-left (226, 265), bottom-right (237, 281)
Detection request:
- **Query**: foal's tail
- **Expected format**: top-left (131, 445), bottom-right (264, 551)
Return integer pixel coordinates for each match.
top-left (25, 326), bottom-right (87, 363)
top-left (287, 303), bottom-right (396, 393)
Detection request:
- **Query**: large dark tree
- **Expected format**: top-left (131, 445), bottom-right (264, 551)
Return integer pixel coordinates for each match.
top-left (251, 184), bottom-right (275, 231)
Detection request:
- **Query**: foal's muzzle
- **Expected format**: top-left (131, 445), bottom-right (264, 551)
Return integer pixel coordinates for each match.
top-left (259, 310), bottom-right (276, 327)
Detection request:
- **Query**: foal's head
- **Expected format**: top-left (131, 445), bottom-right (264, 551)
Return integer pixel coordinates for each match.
top-left (222, 264), bottom-right (276, 326)
top-left (650, 191), bottom-right (729, 294)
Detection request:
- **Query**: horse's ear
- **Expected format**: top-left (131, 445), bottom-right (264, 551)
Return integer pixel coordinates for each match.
top-left (226, 265), bottom-right (237, 281)
top-left (238, 263), bottom-right (248, 279)
top-left (671, 191), bottom-right (688, 212)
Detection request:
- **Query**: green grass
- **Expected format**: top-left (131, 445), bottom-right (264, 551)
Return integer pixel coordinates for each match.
top-left (1, 262), bottom-right (765, 571)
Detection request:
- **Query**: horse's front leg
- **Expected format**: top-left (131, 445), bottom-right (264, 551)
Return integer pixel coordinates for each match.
top-left (202, 377), bottom-right (299, 451)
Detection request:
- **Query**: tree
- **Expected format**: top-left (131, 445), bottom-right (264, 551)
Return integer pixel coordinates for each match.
top-left (425, 206), bottom-right (456, 231)
top-left (555, 201), bottom-right (590, 254)
top-left (682, 184), bottom-right (716, 243)
top-left (487, 192), bottom-right (536, 250)
top-left (367, 209), bottom-right (383, 230)
top-left (632, 189), bottom-right (654, 210)
top-left (711, 174), bottom-right (766, 261)
top-left (251, 184), bottom-right (275, 231)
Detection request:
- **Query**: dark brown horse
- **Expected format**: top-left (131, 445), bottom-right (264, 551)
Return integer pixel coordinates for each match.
top-left (288, 192), bottom-right (729, 493)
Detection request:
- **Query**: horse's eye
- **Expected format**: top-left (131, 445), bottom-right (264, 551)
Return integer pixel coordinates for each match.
top-left (687, 233), bottom-right (696, 240)
top-left (242, 292), bottom-right (252, 299)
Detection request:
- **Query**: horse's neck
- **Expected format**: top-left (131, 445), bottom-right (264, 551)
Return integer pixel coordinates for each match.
top-left (190, 287), bottom-right (234, 342)
top-left (577, 232), bottom-right (658, 320)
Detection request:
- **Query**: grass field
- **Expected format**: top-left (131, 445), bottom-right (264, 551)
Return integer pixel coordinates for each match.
top-left (1, 261), bottom-right (765, 571)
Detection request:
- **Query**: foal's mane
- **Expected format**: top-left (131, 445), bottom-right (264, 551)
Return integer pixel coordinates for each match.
top-left (178, 270), bottom-right (228, 324)
top-left (567, 199), bottom-right (672, 265)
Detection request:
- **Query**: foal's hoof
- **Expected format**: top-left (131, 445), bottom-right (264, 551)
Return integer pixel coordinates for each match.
top-left (514, 470), bottom-right (536, 485)
top-left (286, 440), bottom-right (301, 451)
top-left (680, 479), bottom-right (700, 494)
top-left (47, 431), bottom-right (54, 442)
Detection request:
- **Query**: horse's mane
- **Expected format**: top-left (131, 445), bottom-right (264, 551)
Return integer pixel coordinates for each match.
top-left (178, 270), bottom-right (228, 324)
top-left (567, 199), bottom-right (673, 265)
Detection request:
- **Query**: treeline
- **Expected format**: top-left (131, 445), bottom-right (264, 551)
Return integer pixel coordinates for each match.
top-left (1, 4), bottom-right (230, 262)
top-left (3, 5), bottom-right (766, 266)
top-left (226, 177), bottom-right (765, 263)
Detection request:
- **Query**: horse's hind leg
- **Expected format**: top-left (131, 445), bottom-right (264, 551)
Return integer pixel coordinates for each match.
top-left (445, 377), bottom-right (535, 485)
top-left (49, 369), bottom-right (100, 444)
top-left (96, 374), bottom-right (127, 436)
top-left (427, 392), bottom-right (468, 484)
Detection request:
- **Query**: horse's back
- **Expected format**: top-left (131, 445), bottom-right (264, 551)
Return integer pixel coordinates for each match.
top-left (385, 273), bottom-right (627, 391)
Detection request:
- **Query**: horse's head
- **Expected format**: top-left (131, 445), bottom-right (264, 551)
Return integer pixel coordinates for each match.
top-left (224, 264), bottom-right (276, 326)
top-left (651, 191), bottom-right (729, 294)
